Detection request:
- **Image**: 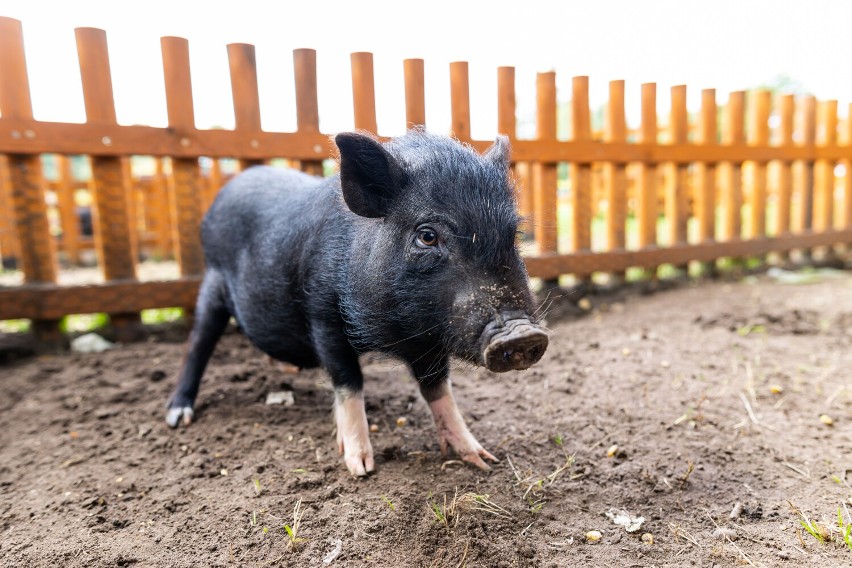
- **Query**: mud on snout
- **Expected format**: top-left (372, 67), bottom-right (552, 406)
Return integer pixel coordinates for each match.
top-left (479, 316), bottom-right (549, 373)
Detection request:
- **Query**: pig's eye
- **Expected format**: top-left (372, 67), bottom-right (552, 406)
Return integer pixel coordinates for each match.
top-left (416, 228), bottom-right (439, 248)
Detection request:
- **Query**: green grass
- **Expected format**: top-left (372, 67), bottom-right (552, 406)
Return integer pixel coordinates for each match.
top-left (0, 319), bottom-right (31, 333)
top-left (141, 307), bottom-right (184, 325)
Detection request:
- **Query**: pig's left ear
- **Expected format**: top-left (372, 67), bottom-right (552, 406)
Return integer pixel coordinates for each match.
top-left (484, 135), bottom-right (511, 168)
top-left (336, 132), bottom-right (407, 218)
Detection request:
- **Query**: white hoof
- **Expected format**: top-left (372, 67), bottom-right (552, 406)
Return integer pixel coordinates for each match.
top-left (166, 406), bottom-right (194, 428)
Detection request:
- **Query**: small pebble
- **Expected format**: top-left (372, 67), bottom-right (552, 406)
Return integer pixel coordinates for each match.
top-left (819, 414), bottom-right (834, 426)
top-left (641, 532), bottom-right (653, 545)
top-left (396, 417), bottom-right (407, 427)
top-left (585, 530), bottom-right (602, 543)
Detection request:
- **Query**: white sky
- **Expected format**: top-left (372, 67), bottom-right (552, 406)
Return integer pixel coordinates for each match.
top-left (2, 0), bottom-right (851, 139)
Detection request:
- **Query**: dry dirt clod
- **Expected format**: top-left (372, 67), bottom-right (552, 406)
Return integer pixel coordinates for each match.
top-left (712, 527), bottom-right (737, 541)
top-left (729, 502), bottom-right (743, 520)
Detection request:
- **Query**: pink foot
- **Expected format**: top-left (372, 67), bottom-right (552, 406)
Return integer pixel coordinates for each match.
top-left (428, 384), bottom-right (498, 471)
top-left (334, 389), bottom-right (375, 476)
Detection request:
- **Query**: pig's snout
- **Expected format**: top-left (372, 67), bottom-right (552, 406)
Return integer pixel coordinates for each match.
top-left (481, 317), bottom-right (548, 373)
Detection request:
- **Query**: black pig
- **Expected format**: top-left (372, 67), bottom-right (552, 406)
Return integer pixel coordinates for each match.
top-left (166, 130), bottom-right (548, 475)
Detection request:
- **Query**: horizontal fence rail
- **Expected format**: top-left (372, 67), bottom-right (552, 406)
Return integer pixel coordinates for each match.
top-left (0, 16), bottom-right (851, 342)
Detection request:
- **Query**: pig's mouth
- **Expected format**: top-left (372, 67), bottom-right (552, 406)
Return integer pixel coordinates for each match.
top-left (479, 316), bottom-right (548, 373)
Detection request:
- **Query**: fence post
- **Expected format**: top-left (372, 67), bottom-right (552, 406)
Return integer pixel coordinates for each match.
top-left (0, 156), bottom-right (22, 267)
top-left (844, 103), bottom-right (852, 230)
top-left (450, 61), bottom-right (471, 142)
top-left (604, 80), bottom-right (627, 282)
top-left (76, 26), bottom-right (141, 341)
top-left (498, 66), bottom-right (532, 238)
top-left (227, 43), bottom-right (264, 170)
top-left (351, 52), bottom-right (378, 134)
top-left (403, 58), bottom-right (426, 129)
top-left (695, 88), bottom-right (717, 275)
top-left (721, 91), bottom-right (745, 243)
top-left (637, 83), bottom-right (658, 255)
top-left (161, 36), bottom-right (203, 279)
top-left (746, 90), bottom-right (770, 267)
top-left (294, 48), bottom-right (324, 177)
top-left (798, 96), bottom-right (817, 260)
top-left (55, 155), bottom-right (82, 265)
top-left (0, 17), bottom-right (61, 344)
top-left (570, 76), bottom-right (592, 272)
top-left (666, 85), bottom-right (689, 273)
top-left (775, 94), bottom-right (795, 263)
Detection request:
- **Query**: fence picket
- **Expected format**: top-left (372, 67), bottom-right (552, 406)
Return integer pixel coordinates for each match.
top-left (636, 83), bottom-right (657, 250)
top-left (533, 71), bottom-right (558, 258)
top-left (721, 91), bottom-right (745, 241)
top-left (351, 52), bottom-right (377, 134)
top-left (570, 76), bottom-right (592, 257)
top-left (604, 80), bottom-right (626, 280)
top-left (162, 36), bottom-right (204, 277)
top-left (76, 26), bottom-right (141, 340)
top-left (450, 61), bottom-right (471, 142)
top-left (293, 48), bottom-right (324, 177)
top-left (403, 58), bottom-right (426, 129)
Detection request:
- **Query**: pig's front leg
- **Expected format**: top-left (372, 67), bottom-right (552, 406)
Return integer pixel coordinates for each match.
top-left (316, 329), bottom-right (375, 477)
top-left (416, 364), bottom-right (498, 471)
top-left (334, 388), bottom-right (375, 476)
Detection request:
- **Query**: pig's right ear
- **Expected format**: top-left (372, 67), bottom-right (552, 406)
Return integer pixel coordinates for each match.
top-left (336, 133), bottom-right (406, 218)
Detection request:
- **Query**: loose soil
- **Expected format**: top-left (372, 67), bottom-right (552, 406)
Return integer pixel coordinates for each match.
top-left (1, 270), bottom-right (851, 567)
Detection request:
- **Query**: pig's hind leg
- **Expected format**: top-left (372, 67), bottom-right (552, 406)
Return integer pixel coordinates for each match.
top-left (166, 270), bottom-right (231, 427)
top-left (415, 360), bottom-right (499, 471)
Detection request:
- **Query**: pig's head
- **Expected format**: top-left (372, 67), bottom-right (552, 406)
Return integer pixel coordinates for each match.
top-left (336, 130), bottom-right (548, 373)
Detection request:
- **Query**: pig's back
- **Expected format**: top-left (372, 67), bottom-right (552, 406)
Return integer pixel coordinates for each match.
top-left (199, 165), bottom-right (344, 366)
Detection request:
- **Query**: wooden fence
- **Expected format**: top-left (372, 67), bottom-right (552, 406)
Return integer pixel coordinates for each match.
top-left (0, 17), bottom-right (851, 342)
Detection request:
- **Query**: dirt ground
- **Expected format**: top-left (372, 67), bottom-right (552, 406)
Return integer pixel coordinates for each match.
top-left (1, 268), bottom-right (851, 567)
